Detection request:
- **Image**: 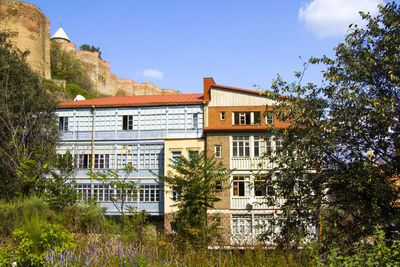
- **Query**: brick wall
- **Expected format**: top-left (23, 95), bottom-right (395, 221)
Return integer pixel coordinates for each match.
top-left (207, 106), bottom-right (290, 129)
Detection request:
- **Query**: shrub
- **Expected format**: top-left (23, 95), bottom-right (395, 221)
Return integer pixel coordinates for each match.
top-left (327, 226), bottom-right (400, 266)
top-left (61, 202), bottom-right (107, 234)
top-left (0, 196), bottom-right (50, 237)
top-left (13, 214), bottom-right (74, 267)
top-left (65, 83), bottom-right (92, 99)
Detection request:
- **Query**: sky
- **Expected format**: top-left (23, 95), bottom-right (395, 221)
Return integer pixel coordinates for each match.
top-left (26, 0), bottom-right (392, 94)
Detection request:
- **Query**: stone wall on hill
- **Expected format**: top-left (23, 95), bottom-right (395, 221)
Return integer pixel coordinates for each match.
top-left (0, 0), bottom-right (51, 79)
top-left (59, 42), bottom-right (179, 96)
top-left (0, 0), bottom-right (179, 96)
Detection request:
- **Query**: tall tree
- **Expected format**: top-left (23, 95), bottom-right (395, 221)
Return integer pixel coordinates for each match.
top-left (0, 32), bottom-right (59, 200)
top-left (264, 1), bottom-right (400, 249)
top-left (157, 151), bottom-right (233, 249)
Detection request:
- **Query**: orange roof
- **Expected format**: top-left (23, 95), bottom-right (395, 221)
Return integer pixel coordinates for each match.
top-left (58, 94), bottom-right (204, 108)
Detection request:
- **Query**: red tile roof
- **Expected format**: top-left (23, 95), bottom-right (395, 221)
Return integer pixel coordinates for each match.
top-left (58, 94), bottom-right (204, 108)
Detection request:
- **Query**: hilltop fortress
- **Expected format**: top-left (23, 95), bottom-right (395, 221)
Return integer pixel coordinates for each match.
top-left (0, 0), bottom-right (178, 96)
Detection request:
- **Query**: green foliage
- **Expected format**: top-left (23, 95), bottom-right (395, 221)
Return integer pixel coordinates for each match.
top-left (41, 78), bottom-right (63, 92)
top-left (13, 214), bottom-right (74, 266)
top-left (0, 32), bottom-right (59, 200)
top-left (0, 196), bottom-right (51, 238)
top-left (61, 202), bottom-right (107, 234)
top-left (158, 151), bottom-right (233, 249)
top-left (327, 226), bottom-right (400, 266)
top-left (65, 83), bottom-right (93, 99)
top-left (79, 43), bottom-right (102, 59)
top-left (91, 165), bottom-right (138, 217)
top-left (263, 1), bottom-right (400, 250)
top-left (50, 41), bottom-right (92, 91)
top-left (42, 151), bottom-right (78, 212)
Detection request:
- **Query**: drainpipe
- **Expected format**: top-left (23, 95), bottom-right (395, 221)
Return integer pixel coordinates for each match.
top-left (91, 105), bottom-right (95, 199)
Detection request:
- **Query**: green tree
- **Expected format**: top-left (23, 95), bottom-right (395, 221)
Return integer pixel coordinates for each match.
top-left (261, 68), bottom-right (330, 250)
top-left (42, 151), bottom-right (78, 212)
top-left (264, 1), bottom-right (400, 250)
top-left (0, 32), bottom-right (59, 200)
top-left (79, 44), bottom-right (102, 59)
top-left (50, 41), bottom-right (92, 91)
top-left (157, 151), bottom-right (233, 249)
top-left (90, 165), bottom-right (138, 217)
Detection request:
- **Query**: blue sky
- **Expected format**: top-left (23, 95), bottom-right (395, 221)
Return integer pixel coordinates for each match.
top-left (27, 0), bottom-right (390, 94)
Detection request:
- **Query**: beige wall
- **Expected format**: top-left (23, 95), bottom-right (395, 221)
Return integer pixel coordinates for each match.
top-left (209, 87), bottom-right (276, 107)
top-left (163, 138), bottom-right (204, 231)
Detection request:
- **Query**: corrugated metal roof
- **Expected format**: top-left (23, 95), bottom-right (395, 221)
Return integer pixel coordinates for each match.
top-left (58, 94), bottom-right (204, 108)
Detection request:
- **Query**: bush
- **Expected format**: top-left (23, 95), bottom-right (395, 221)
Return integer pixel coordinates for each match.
top-left (65, 83), bottom-right (92, 99)
top-left (0, 196), bottom-right (51, 237)
top-left (327, 226), bottom-right (400, 266)
top-left (60, 202), bottom-right (107, 234)
top-left (13, 214), bottom-right (74, 266)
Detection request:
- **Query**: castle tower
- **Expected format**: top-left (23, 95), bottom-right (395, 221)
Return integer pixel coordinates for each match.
top-left (50, 27), bottom-right (70, 43)
top-left (0, 0), bottom-right (51, 79)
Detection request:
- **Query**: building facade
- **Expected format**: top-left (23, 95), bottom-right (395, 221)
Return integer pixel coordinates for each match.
top-left (203, 78), bottom-right (290, 246)
top-left (56, 94), bottom-right (204, 216)
top-left (56, 78), bottom-right (292, 246)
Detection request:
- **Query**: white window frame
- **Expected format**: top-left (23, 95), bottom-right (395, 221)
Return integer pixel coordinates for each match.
top-left (214, 145), bottom-right (222, 158)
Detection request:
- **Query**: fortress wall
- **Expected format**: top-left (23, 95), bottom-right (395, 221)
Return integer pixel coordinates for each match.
top-left (0, 0), bottom-right (51, 79)
top-left (0, 0), bottom-right (179, 96)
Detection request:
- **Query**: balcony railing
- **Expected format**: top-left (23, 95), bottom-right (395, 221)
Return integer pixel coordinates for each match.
top-left (230, 157), bottom-right (276, 170)
top-left (230, 196), bottom-right (282, 210)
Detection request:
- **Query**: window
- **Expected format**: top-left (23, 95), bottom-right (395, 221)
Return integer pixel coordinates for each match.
top-left (77, 154), bottom-right (91, 169)
top-left (232, 215), bottom-right (252, 234)
top-left (192, 113), bottom-right (198, 129)
top-left (220, 112), bottom-right (225, 120)
top-left (232, 176), bottom-right (250, 196)
top-left (214, 145), bottom-right (222, 158)
top-left (123, 115), bottom-right (133, 130)
top-left (171, 151), bottom-right (182, 162)
top-left (276, 140), bottom-right (283, 156)
top-left (254, 177), bottom-right (267, 197)
top-left (214, 216), bottom-right (222, 227)
top-left (139, 144), bottom-right (163, 170)
top-left (94, 154), bottom-right (109, 169)
top-left (232, 136), bottom-right (250, 157)
top-left (172, 187), bottom-right (181, 201)
top-left (215, 181), bottom-right (222, 191)
top-left (233, 112), bottom-right (261, 125)
top-left (265, 112), bottom-right (273, 124)
top-left (59, 117), bottom-right (68, 131)
top-left (77, 154), bottom-right (109, 169)
top-left (254, 136), bottom-right (273, 157)
top-left (75, 184), bottom-right (90, 201)
top-left (93, 184), bottom-right (113, 202)
top-left (139, 185), bottom-right (160, 202)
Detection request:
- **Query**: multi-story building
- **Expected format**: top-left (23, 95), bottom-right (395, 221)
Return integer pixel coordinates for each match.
top-left (56, 94), bottom-right (204, 218)
top-left (203, 78), bottom-right (290, 246)
top-left (56, 78), bottom-right (291, 246)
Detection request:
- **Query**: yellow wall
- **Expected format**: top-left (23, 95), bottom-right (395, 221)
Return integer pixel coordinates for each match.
top-left (163, 138), bottom-right (204, 214)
